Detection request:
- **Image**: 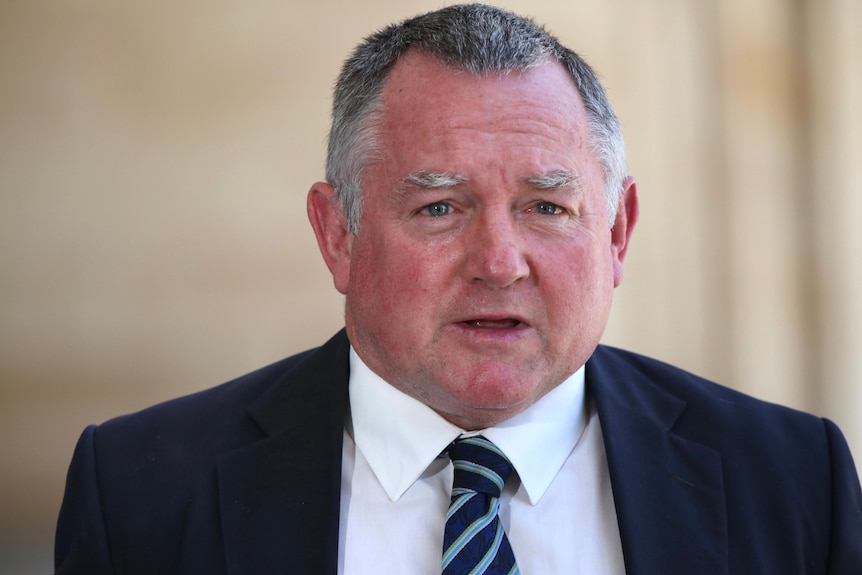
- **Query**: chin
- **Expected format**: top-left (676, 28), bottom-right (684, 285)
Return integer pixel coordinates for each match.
top-left (451, 377), bottom-right (540, 411)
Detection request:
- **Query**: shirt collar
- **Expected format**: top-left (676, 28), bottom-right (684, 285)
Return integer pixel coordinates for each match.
top-left (348, 347), bottom-right (588, 505)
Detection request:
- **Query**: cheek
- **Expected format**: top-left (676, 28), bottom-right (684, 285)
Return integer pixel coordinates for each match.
top-left (540, 242), bottom-right (614, 314)
top-left (349, 236), bottom-right (436, 309)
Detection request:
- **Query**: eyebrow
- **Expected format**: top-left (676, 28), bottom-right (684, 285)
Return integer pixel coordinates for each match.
top-left (525, 170), bottom-right (583, 192)
top-left (401, 171), bottom-right (466, 189)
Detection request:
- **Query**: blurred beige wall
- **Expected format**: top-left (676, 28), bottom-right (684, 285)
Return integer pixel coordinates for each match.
top-left (1, 0), bottom-right (860, 571)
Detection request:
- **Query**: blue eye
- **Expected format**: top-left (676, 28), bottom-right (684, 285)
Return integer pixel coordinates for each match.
top-left (534, 202), bottom-right (562, 215)
top-left (422, 202), bottom-right (451, 217)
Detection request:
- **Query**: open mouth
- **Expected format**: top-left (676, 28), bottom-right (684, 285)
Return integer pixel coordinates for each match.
top-left (463, 318), bottom-right (523, 329)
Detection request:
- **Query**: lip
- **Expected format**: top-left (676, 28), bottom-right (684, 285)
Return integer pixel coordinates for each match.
top-left (452, 312), bottom-right (532, 335)
top-left (461, 318), bottom-right (523, 329)
top-left (448, 318), bottom-right (531, 347)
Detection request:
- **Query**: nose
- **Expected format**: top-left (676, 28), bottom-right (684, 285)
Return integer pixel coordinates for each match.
top-left (466, 210), bottom-right (530, 289)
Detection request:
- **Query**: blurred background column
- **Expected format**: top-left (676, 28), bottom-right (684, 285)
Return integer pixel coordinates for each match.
top-left (804, 0), bottom-right (862, 453)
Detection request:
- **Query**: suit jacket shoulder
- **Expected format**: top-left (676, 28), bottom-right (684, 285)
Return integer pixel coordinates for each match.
top-left (55, 331), bottom-right (351, 575)
top-left (587, 344), bottom-right (862, 574)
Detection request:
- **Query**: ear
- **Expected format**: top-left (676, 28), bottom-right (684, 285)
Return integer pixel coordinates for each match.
top-left (610, 176), bottom-right (639, 288)
top-left (307, 182), bottom-right (353, 295)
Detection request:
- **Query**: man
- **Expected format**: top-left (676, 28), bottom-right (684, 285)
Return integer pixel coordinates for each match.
top-left (55, 4), bottom-right (862, 574)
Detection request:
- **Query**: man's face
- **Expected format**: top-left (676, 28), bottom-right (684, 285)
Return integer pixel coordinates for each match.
top-left (309, 52), bottom-right (637, 430)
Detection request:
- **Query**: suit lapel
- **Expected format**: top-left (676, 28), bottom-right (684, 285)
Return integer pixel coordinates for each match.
top-left (587, 346), bottom-right (728, 575)
top-left (217, 331), bottom-right (351, 575)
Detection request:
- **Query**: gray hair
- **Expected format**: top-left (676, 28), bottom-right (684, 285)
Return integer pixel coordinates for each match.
top-left (326, 3), bottom-right (627, 233)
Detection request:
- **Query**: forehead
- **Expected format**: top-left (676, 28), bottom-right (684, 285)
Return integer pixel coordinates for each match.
top-left (372, 51), bottom-right (593, 179)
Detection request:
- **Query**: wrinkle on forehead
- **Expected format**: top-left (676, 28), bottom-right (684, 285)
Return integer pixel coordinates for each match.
top-left (381, 53), bottom-right (587, 141)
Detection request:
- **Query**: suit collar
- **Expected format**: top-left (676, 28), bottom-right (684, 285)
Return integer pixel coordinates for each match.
top-left (217, 330), bottom-right (351, 575)
top-left (587, 345), bottom-right (728, 575)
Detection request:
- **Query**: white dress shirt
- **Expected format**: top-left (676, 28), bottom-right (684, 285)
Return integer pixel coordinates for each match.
top-left (338, 347), bottom-right (626, 574)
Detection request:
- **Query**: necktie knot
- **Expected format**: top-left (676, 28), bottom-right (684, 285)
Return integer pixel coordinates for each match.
top-left (448, 436), bottom-right (514, 499)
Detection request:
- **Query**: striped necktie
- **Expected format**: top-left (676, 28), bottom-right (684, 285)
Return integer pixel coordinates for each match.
top-left (442, 436), bottom-right (520, 575)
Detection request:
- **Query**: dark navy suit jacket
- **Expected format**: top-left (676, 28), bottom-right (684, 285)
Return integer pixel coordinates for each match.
top-left (55, 330), bottom-right (862, 574)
